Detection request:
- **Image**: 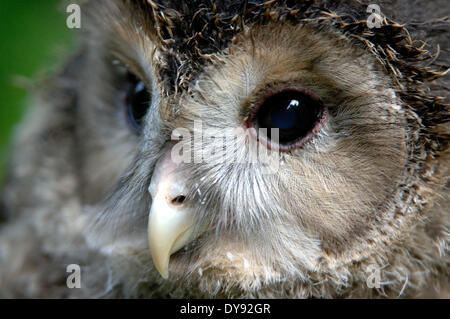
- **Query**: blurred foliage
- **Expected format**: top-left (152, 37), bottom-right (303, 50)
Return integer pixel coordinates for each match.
top-left (0, 0), bottom-right (74, 182)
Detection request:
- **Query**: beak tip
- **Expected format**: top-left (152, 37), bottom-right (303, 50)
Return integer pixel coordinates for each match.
top-left (152, 257), bottom-right (170, 279)
top-left (150, 249), bottom-right (170, 279)
top-left (158, 269), bottom-right (169, 279)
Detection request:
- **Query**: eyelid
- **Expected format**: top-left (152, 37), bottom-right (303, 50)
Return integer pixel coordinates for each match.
top-left (110, 52), bottom-right (152, 91)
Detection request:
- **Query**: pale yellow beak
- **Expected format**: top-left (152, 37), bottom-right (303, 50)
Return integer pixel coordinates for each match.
top-left (147, 148), bottom-right (203, 279)
top-left (148, 190), bottom-right (198, 279)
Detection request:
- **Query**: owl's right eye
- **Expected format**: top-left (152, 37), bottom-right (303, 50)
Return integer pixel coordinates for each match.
top-left (124, 73), bottom-right (151, 133)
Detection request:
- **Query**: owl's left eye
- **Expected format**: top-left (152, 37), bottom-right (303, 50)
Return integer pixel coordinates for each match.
top-left (250, 87), bottom-right (327, 150)
top-left (125, 73), bottom-right (151, 133)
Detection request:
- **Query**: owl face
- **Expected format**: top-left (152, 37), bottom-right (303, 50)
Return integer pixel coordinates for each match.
top-left (71, 1), bottom-right (442, 297)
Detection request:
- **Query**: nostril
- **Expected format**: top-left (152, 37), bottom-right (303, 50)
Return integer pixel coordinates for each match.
top-left (171, 195), bottom-right (186, 206)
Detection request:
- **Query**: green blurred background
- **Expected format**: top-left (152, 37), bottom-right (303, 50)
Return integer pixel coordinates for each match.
top-left (0, 0), bottom-right (74, 183)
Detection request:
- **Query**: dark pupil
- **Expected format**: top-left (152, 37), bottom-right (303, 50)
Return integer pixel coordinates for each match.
top-left (256, 91), bottom-right (322, 144)
top-left (126, 74), bottom-right (151, 132)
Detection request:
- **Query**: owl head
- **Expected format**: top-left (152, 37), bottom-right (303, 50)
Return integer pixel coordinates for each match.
top-left (2, 0), bottom-right (448, 298)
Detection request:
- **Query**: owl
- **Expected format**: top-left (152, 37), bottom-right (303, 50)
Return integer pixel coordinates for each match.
top-left (0, 0), bottom-right (448, 298)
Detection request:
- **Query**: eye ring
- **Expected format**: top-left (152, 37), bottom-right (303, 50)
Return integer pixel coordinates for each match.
top-left (245, 86), bottom-right (328, 152)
